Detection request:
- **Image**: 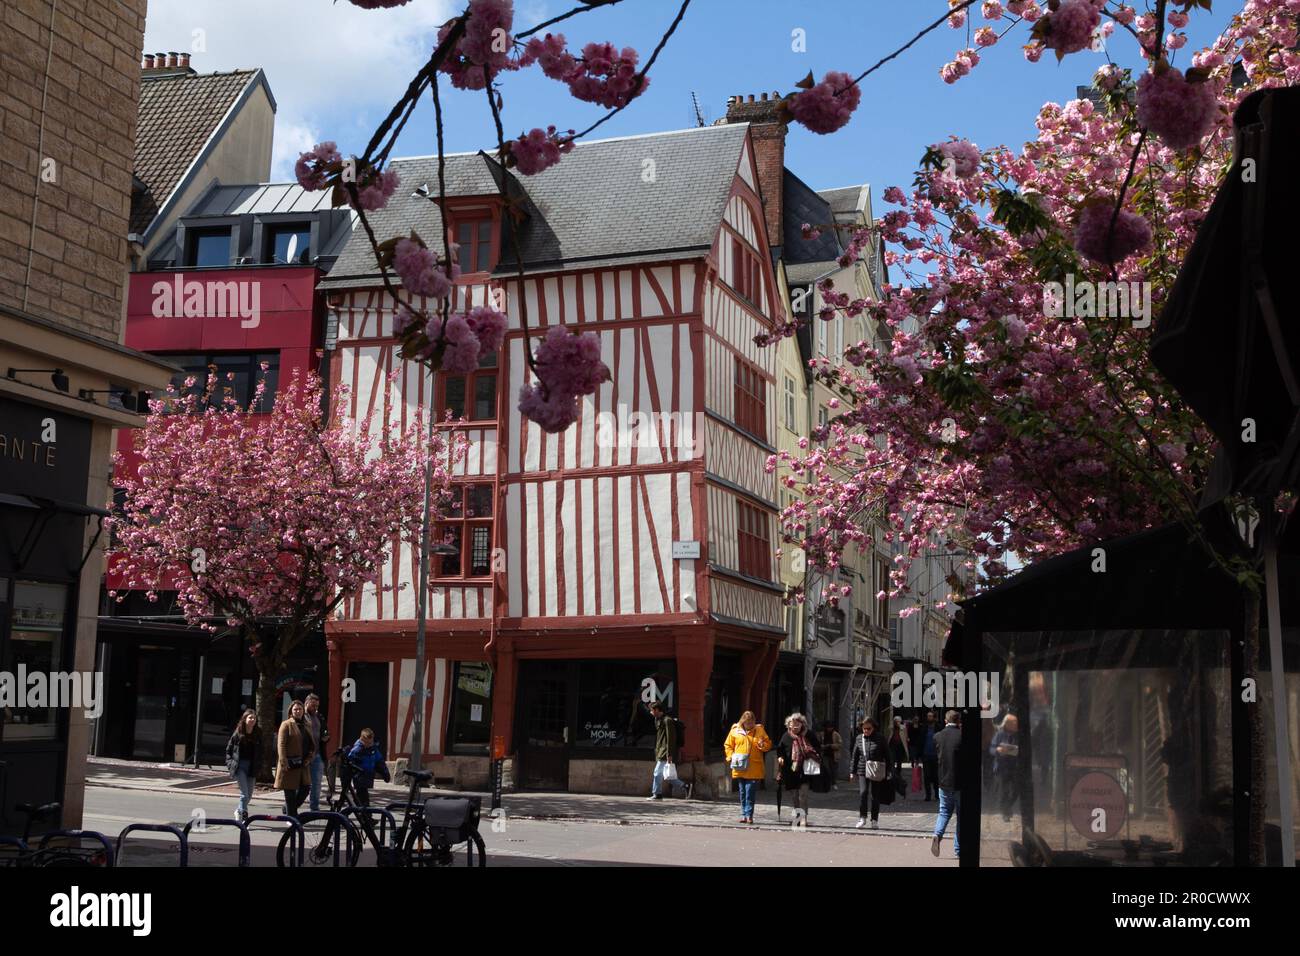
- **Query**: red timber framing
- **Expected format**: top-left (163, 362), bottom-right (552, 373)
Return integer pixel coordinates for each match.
top-left (323, 134), bottom-right (790, 777)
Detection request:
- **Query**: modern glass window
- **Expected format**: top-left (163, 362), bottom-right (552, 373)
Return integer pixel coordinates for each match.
top-left (163, 352), bottom-right (280, 410)
top-left (266, 224), bottom-right (311, 264)
top-left (188, 228), bottom-right (232, 268)
top-left (453, 214), bottom-right (495, 273)
top-left (434, 483), bottom-right (494, 579)
top-left (2, 581), bottom-right (69, 742)
top-left (440, 350), bottom-right (497, 422)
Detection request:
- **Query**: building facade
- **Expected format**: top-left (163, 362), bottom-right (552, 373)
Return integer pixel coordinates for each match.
top-left (0, 0), bottom-right (174, 834)
top-left (322, 124), bottom-right (790, 795)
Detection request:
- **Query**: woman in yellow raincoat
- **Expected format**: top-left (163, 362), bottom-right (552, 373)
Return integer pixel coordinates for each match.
top-left (724, 710), bottom-right (772, 824)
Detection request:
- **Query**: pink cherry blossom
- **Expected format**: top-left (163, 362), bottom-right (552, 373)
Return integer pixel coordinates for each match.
top-left (354, 167), bottom-right (400, 211)
top-left (295, 141), bottom-right (341, 191)
top-left (517, 326), bottom-right (611, 433)
top-left (1043, 0), bottom-right (1100, 56)
top-left (788, 70), bottom-right (861, 134)
top-left (938, 139), bottom-right (982, 178)
top-left (975, 27), bottom-right (999, 47)
top-left (982, 1), bottom-right (1004, 20)
top-left (1136, 64), bottom-right (1220, 151)
top-left (507, 126), bottom-right (575, 175)
top-left (468, 305), bottom-right (507, 353)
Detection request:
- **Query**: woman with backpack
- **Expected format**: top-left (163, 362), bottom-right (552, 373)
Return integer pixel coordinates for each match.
top-left (776, 712), bottom-right (823, 825)
top-left (723, 710), bottom-right (772, 825)
top-left (850, 717), bottom-right (891, 829)
top-left (225, 709), bottom-right (260, 823)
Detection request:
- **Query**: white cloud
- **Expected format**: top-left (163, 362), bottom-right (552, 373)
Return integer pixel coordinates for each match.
top-left (144, 0), bottom-right (459, 179)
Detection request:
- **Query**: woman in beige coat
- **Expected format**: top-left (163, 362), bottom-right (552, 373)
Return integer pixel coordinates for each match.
top-left (275, 699), bottom-right (316, 817)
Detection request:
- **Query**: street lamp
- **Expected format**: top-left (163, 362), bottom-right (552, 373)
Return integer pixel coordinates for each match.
top-left (409, 460), bottom-right (458, 776)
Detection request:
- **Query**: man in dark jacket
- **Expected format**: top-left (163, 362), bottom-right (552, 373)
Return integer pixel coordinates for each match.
top-left (921, 710), bottom-right (939, 800)
top-left (647, 702), bottom-right (690, 800)
top-left (931, 710), bottom-right (961, 858)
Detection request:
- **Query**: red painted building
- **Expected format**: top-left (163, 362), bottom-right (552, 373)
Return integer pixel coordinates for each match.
top-left (95, 184), bottom-right (353, 763)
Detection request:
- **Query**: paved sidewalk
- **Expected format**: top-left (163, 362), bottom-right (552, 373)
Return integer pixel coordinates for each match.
top-left (86, 756), bottom-right (944, 836)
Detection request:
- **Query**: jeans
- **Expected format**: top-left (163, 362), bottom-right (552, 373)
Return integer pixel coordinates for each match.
top-left (284, 785), bottom-right (309, 818)
top-left (652, 759), bottom-right (685, 797)
top-left (309, 754), bottom-right (325, 811)
top-left (736, 778), bottom-right (758, 819)
top-left (934, 787), bottom-right (960, 856)
top-left (858, 781), bottom-right (880, 822)
top-left (234, 759), bottom-right (254, 821)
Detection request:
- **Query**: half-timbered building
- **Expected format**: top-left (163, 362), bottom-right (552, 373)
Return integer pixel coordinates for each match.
top-left (319, 122), bottom-right (789, 794)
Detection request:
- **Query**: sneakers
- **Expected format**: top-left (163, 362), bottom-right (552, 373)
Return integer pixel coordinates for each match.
top-left (646, 794), bottom-right (662, 801)
top-left (930, 835), bottom-right (942, 857)
top-left (682, 782), bottom-right (694, 800)
top-left (856, 818), bottom-right (866, 829)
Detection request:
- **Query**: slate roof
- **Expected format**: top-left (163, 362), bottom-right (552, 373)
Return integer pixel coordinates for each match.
top-left (781, 169), bottom-right (843, 265)
top-left (131, 70), bottom-right (263, 235)
top-left (321, 123), bottom-right (751, 288)
top-left (818, 184), bottom-right (868, 216)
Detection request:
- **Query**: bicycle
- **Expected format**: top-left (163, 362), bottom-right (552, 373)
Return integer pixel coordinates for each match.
top-left (0, 800), bottom-right (114, 868)
top-left (275, 749), bottom-right (486, 867)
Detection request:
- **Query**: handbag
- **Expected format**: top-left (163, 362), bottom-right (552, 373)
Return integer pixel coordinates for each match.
top-left (912, 763), bottom-right (923, 792)
top-left (730, 752), bottom-right (749, 771)
top-left (663, 760), bottom-right (678, 782)
top-left (801, 757), bottom-right (822, 776)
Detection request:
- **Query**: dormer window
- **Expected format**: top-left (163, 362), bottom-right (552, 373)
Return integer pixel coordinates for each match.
top-left (188, 227), bottom-right (232, 267)
top-left (266, 223), bottom-right (311, 264)
top-left (450, 212), bottom-right (496, 274)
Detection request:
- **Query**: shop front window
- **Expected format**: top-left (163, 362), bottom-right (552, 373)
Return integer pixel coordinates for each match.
top-left (2, 581), bottom-right (70, 742)
top-left (573, 661), bottom-right (674, 750)
top-left (448, 661), bottom-right (493, 752)
top-left (981, 629), bottom-right (1234, 867)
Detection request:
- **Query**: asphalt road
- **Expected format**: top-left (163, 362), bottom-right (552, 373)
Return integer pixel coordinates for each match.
top-left (83, 785), bottom-right (955, 868)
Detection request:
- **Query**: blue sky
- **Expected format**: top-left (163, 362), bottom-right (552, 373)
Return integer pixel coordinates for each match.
top-left (146, 1), bottom-right (1240, 201)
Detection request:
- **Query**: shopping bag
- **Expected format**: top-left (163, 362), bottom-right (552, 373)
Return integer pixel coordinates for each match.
top-left (663, 761), bottom-right (678, 782)
top-left (911, 764), bottom-right (922, 792)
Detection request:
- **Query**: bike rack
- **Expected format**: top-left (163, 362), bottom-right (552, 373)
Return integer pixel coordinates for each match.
top-left (343, 806), bottom-right (399, 848)
top-left (246, 814), bottom-right (304, 867)
top-left (293, 812), bottom-right (362, 866)
top-left (38, 829), bottom-right (115, 867)
top-left (115, 823), bottom-right (188, 867)
top-left (182, 818), bottom-right (251, 867)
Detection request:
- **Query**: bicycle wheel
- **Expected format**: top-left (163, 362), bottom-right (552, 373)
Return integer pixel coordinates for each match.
top-left (276, 823), bottom-right (346, 867)
top-left (402, 825), bottom-right (486, 867)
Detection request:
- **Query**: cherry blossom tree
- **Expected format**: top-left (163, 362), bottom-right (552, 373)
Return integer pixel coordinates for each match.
top-left (109, 371), bottom-right (458, 777)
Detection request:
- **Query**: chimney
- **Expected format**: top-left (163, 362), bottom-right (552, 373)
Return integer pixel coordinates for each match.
top-left (143, 51), bottom-right (196, 77)
top-left (179, 53), bottom-right (190, 69)
top-left (142, 54), bottom-right (155, 69)
top-left (722, 91), bottom-right (787, 249)
top-left (165, 52), bottom-right (178, 67)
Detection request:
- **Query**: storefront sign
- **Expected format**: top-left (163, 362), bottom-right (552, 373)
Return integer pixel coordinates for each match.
top-left (0, 397), bottom-right (91, 502)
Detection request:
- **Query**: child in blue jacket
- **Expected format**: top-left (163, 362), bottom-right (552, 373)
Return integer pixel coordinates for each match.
top-left (346, 728), bottom-right (391, 805)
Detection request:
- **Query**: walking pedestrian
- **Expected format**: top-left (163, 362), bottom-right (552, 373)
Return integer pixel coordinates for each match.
top-left (888, 716), bottom-right (907, 779)
top-left (931, 709), bottom-right (962, 859)
top-left (344, 728), bottom-right (390, 806)
top-left (921, 710), bottom-right (940, 801)
top-left (274, 699), bottom-right (315, 818)
top-left (724, 710), bottom-right (771, 824)
top-left (776, 713), bottom-right (823, 825)
top-left (646, 701), bottom-right (690, 800)
top-left (989, 713), bottom-right (1021, 821)
top-left (849, 717), bottom-right (890, 829)
top-left (303, 692), bottom-right (328, 812)
top-left (225, 709), bottom-right (260, 823)
top-left (821, 721), bottom-right (842, 790)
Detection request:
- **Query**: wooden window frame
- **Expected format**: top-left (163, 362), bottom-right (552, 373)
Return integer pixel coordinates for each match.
top-left (433, 482), bottom-right (496, 580)
top-left (447, 207), bottom-right (499, 276)
top-left (436, 352), bottom-right (499, 423)
top-left (737, 500), bottom-right (772, 580)
top-left (733, 356), bottom-right (766, 442)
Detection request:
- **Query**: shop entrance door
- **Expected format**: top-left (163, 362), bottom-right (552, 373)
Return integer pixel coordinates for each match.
top-left (132, 646), bottom-right (192, 761)
top-left (518, 661), bottom-right (571, 791)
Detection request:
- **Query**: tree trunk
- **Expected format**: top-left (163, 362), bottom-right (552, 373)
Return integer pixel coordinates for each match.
top-left (254, 663), bottom-right (280, 785)
top-left (1244, 587), bottom-right (1267, 866)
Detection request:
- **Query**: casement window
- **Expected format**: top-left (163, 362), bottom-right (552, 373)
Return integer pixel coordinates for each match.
top-left (730, 236), bottom-right (762, 305)
top-left (163, 352), bottom-right (279, 410)
top-left (817, 406), bottom-right (828, 446)
top-left (187, 227), bottom-right (232, 268)
top-left (737, 500), bottom-right (772, 580)
top-left (434, 483), bottom-right (495, 578)
top-left (784, 376), bottom-right (797, 432)
top-left (265, 223), bottom-right (312, 264)
top-left (733, 357), bottom-right (766, 441)
top-left (875, 557), bottom-right (890, 629)
top-left (439, 350), bottom-right (498, 422)
top-left (450, 212), bottom-right (496, 274)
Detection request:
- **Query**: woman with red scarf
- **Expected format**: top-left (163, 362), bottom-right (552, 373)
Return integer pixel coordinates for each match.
top-left (776, 712), bottom-right (823, 825)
